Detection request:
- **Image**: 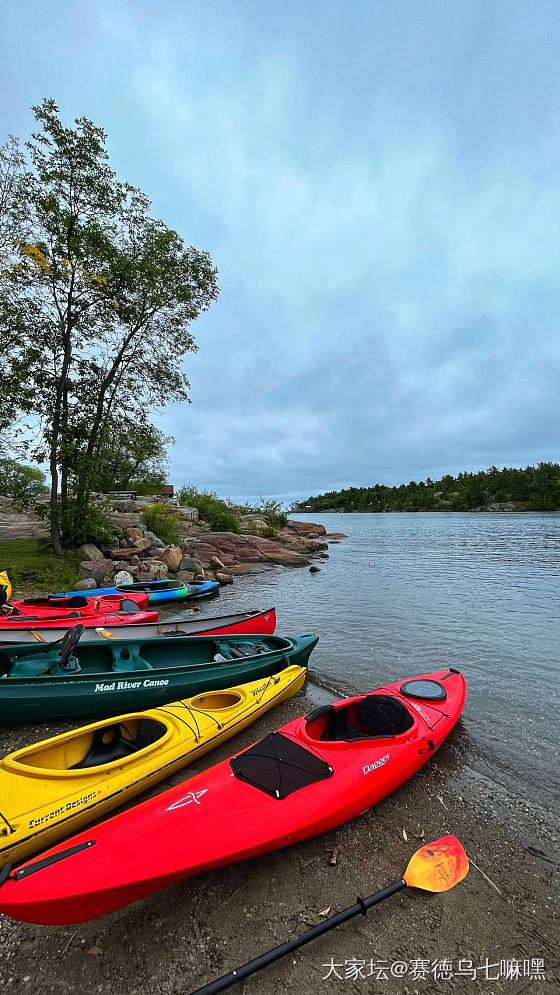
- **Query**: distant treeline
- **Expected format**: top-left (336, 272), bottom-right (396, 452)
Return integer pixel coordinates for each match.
top-left (295, 463), bottom-right (560, 513)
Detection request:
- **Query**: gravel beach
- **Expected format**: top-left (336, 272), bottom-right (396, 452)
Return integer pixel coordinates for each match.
top-left (0, 677), bottom-right (557, 995)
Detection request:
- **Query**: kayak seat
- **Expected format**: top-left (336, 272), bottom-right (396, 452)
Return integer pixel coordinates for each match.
top-left (71, 718), bottom-right (166, 769)
top-left (320, 695), bottom-right (414, 741)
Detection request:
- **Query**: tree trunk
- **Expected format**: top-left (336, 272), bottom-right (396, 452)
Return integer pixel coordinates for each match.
top-left (49, 451), bottom-right (64, 556)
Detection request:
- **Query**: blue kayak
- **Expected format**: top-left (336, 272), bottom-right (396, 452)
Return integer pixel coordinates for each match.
top-left (53, 579), bottom-right (220, 605)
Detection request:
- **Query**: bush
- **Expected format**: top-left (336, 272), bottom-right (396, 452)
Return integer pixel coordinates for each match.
top-left (35, 496), bottom-right (113, 546)
top-left (178, 486), bottom-right (240, 534)
top-left (141, 503), bottom-right (181, 545)
top-left (236, 497), bottom-right (288, 537)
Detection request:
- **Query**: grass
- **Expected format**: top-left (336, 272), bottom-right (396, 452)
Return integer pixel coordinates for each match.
top-left (0, 539), bottom-right (81, 595)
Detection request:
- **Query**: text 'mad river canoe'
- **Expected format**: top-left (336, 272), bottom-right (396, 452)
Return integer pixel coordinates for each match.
top-left (0, 607), bottom-right (277, 645)
top-left (0, 669), bottom-right (465, 925)
top-left (0, 662), bottom-right (306, 869)
top-left (0, 630), bottom-right (318, 722)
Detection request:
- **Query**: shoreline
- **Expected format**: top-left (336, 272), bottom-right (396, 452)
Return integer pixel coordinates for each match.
top-left (0, 521), bottom-right (557, 991)
top-left (0, 679), bottom-right (556, 993)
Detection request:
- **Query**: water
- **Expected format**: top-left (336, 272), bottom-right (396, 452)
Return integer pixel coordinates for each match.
top-left (174, 513), bottom-right (560, 857)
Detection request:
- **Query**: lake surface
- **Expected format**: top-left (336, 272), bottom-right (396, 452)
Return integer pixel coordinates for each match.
top-left (177, 512), bottom-right (560, 859)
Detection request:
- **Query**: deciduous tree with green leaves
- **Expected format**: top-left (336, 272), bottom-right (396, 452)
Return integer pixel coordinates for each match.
top-left (0, 99), bottom-right (219, 553)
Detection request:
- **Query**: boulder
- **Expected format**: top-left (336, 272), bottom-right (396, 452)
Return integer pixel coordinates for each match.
top-left (77, 543), bottom-right (104, 561)
top-left (78, 558), bottom-right (114, 581)
top-left (216, 571), bottom-right (233, 584)
top-left (240, 516), bottom-right (269, 532)
top-left (113, 569), bottom-right (134, 585)
top-left (142, 558), bottom-right (168, 571)
top-left (112, 560), bottom-right (134, 572)
top-left (177, 506), bottom-right (199, 522)
top-left (110, 547), bottom-right (138, 560)
top-left (132, 538), bottom-right (152, 552)
top-left (114, 563), bottom-right (139, 578)
top-left (210, 555), bottom-right (225, 570)
top-left (161, 545), bottom-right (183, 572)
top-left (147, 545), bottom-right (166, 558)
top-left (136, 571), bottom-right (153, 583)
top-left (176, 570), bottom-right (195, 583)
top-left (309, 565), bottom-right (321, 573)
top-left (284, 521), bottom-right (327, 537)
top-left (111, 499), bottom-right (136, 513)
top-left (125, 527), bottom-right (144, 541)
top-left (179, 555), bottom-right (204, 576)
top-left (144, 531), bottom-right (165, 547)
top-left (73, 577), bottom-right (97, 591)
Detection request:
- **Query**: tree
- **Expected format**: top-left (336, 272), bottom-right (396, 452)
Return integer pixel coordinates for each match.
top-left (0, 99), bottom-right (219, 552)
top-left (93, 416), bottom-right (172, 493)
top-left (0, 457), bottom-right (48, 505)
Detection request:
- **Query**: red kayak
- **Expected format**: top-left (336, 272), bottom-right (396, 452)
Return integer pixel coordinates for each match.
top-left (0, 668), bottom-right (465, 925)
top-left (0, 594), bottom-right (158, 630)
top-left (8, 592), bottom-right (149, 615)
top-left (0, 607), bottom-right (277, 644)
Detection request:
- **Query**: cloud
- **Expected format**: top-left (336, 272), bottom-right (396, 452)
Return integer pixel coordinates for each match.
top-left (1, 1), bottom-right (559, 501)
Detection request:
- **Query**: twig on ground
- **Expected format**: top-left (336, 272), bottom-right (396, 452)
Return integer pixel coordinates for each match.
top-left (469, 858), bottom-right (503, 896)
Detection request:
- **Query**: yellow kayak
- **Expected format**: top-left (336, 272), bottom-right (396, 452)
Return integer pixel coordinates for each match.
top-left (0, 571), bottom-right (12, 602)
top-left (0, 664), bottom-right (306, 869)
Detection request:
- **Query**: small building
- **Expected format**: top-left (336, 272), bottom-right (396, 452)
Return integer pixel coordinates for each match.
top-left (160, 484), bottom-right (174, 497)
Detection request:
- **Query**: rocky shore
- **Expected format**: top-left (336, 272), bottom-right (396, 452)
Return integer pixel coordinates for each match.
top-left (74, 515), bottom-right (346, 591)
top-left (0, 494), bottom-right (347, 590)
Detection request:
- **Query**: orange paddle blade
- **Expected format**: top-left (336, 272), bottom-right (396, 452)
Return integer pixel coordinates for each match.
top-left (403, 835), bottom-right (469, 893)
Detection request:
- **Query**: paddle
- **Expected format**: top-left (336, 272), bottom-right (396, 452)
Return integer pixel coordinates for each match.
top-left (189, 835), bottom-right (469, 995)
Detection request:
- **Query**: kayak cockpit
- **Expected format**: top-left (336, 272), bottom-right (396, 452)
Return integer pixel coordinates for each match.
top-left (304, 694), bottom-right (415, 742)
top-left (4, 717), bottom-right (169, 776)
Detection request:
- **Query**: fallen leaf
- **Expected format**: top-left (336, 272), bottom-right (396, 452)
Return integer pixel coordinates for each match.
top-left (329, 846), bottom-right (340, 865)
top-left (318, 906), bottom-right (331, 917)
top-left (402, 828), bottom-right (408, 841)
top-left (420, 829), bottom-right (425, 838)
top-left (87, 946), bottom-right (102, 958)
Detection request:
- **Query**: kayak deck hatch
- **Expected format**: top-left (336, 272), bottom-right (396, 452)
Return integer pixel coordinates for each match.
top-left (230, 732), bottom-right (333, 799)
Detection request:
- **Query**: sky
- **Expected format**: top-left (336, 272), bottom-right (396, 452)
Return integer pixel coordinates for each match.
top-left (1, 1), bottom-right (559, 504)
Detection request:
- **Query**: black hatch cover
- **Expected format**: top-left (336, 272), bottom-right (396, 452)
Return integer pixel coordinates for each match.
top-left (399, 679), bottom-right (447, 701)
top-left (230, 732), bottom-right (333, 799)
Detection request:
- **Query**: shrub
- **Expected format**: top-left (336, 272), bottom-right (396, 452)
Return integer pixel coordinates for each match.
top-left (141, 503), bottom-right (181, 545)
top-left (35, 496), bottom-right (113, 546)
top-left (178, 485), bottom-right (240, 534)
top-left (236, 498), bottom-right (288, 537)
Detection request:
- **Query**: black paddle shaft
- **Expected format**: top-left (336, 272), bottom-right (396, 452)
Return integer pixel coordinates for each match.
top-left (190, 879), bottom-right (407, 995)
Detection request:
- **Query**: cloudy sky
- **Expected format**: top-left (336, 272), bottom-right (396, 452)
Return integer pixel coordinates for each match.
top-left (1, 1), bottom-right (559, 503)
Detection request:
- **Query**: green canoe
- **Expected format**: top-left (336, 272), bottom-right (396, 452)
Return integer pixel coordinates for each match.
top-left (0, 631), bottom-right (318, 723)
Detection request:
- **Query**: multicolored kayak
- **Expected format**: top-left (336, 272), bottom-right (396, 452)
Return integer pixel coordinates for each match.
top-left (54, 579), bottom-right (219, 605)
top-left (0, 608), bottom-right (277, 645)
top-left (0, 663), bottom-right (305, 869)
top-left (0, 669), bottom-right (465, 924)
top-left (0, 631), bottom-right (318, 722)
